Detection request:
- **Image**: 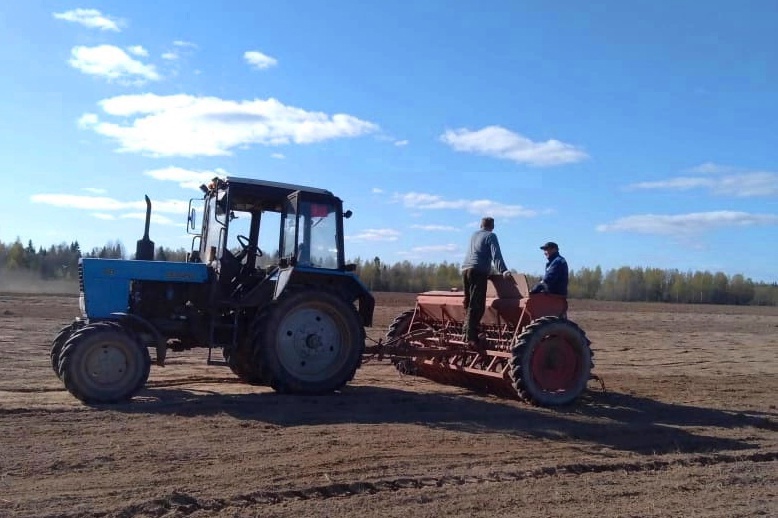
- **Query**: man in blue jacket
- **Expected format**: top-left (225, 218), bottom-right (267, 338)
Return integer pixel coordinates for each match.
top-left (461, 217), bottom-right (512, 350)
top-left (530, 241), bottom-right (568, 296)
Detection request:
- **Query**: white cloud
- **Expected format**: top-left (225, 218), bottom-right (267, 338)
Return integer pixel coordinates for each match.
top-left (271, 153), bottom-right (286, 159)
top-left (596, 211), bottom-right (778, 236)
top-left (410, 244), bottom-right (458, 253)
top-left (712, 172), bottom-right (778, 196)
top-left (30, 193), bottom-right (188, 215)
top-left (144, 166), bottom-right (227, 190)
top-left (372, 187), bottom-right (384, 194)
top-left (53, 8), bottom-right (121, 31)
top-left (82, 187), bottom-right (107, 194)
top-left (410, 224), bottom-right (460, 232)
top-left (79, 93), bottom-right (379, 157)
top-left (346, 229), bottom-right (401, 242)
top-left (629, 168), bottom-right (778, 197)
top-left (244, 50), bottom-right (278, 70)
top-left (78, 113), bottom-right (99, 128)
top-left (126, 45), bottom-right (148, 57)
top-left (684, 162), bottom-right (737, 174)
top-left (69, 45), bottom-right (160, 83)
top-left (629, 177), bottom-right (714, 191)
top-left (440, 125), bottom-right (588, 167)
top-left (160, 41), bottom-right (197, 62)
top-left (92, 213), bottom-right (115, 220)
top-left (394, 191), bottom-right (536, 218)
top-left (394, 139), bottom-right (409, 147)
top-left (396, 243), bottom-right (461, 259)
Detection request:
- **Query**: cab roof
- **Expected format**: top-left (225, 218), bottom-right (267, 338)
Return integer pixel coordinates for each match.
top-left (218, 176), bottom-right (340, 213)
top-left (225, 176), bottom-right (334, 197)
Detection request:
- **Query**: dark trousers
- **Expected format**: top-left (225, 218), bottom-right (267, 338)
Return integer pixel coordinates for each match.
top-left (462, 268), bottom-right (488, 342)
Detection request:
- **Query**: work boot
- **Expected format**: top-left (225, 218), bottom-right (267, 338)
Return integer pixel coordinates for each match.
top-left (467, 339), bottom-right (486, 354)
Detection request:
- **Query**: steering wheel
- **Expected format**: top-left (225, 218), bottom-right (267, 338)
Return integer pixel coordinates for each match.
top-left (235, 235), bottom-right (263, 261)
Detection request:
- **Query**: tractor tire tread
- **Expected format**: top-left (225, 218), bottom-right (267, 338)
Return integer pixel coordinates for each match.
top-left (59, 322), bottom-right (151, 404)
top-left (256, 288), bottom-right (365, 395)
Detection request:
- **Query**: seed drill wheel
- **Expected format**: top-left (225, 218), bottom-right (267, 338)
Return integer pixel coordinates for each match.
top-left (58, 323), bottom-right (151, 404)
top-left (386, 309), bottom-right (415, 339)
top-left (510, 316), bottom-right (592, 406)
top-left (257, 290), bottom-right (365, 394)
top-left (386, 309), bottom-right (418, 375)
top-left (50, 321), bottom-right (84, 379)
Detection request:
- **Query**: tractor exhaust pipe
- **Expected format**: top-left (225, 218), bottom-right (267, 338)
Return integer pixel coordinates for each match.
top-left (135, 195), bottom-right (155, 260)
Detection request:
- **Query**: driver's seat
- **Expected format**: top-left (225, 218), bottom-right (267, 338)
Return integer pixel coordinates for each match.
top-left (228, 252), bottom-right (275, 302)
top-left (216, 249), bottom-right (243, 298)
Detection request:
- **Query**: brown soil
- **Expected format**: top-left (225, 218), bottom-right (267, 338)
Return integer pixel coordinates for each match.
top-left (0, 292), bottom-right (776, 517)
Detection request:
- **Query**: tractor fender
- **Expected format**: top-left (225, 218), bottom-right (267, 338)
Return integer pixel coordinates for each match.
top-left (109, 312), bottom-right (167, 366)
top-left (275, 266), bottom-right (375, 327)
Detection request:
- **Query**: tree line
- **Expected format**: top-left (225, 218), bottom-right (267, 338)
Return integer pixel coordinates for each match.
top-left (0, 238), bottom-right (775, 306)
top-left (349, 258), bottom-right (778, 306)
top-left (0, 238), bottom-right (188, 281)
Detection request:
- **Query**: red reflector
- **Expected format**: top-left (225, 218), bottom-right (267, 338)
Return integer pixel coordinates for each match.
top-left (310, 204), bottom-right (330, 217)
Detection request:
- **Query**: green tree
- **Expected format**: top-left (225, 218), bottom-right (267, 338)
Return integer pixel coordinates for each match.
top-left (6, 239), bottom-right (26, 270)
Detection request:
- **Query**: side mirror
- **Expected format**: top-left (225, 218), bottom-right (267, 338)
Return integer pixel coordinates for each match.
top-left (343, 209), bottom-right (353, 219)
top-left (188, 208), bottom-right (196, 230)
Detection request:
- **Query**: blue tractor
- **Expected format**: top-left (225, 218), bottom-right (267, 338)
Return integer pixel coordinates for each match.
top-left (50, 176), bottom-right (375, 403)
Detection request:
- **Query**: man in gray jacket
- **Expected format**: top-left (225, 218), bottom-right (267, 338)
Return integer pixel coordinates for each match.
top-left (461, 217), bottom-right (512, 350)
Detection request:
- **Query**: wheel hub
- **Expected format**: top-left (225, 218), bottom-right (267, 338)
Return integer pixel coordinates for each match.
top-left (305, 333), bottom-right (323, 351)
top-left (277, 307), bottom-right (343, 379)
top-left (531, 335), bottom-right (581, 392)
top-left (85, 343), bottom-right (128, 385)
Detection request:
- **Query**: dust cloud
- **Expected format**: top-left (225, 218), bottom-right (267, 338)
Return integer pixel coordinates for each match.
top-left (0, 269), bottom-right (78, 295)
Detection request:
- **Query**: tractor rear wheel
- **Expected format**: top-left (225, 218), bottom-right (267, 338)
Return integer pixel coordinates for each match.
top-left (257, 290), bottom-right (364, 394)
top-left (51, 321), bottom-right (84, 379)
top-left (510, 316), bottom-right (591, 406)
top-left (223, 341), bottom-right (265, 385)
top-left (58, 323), bottom-right (151, 404)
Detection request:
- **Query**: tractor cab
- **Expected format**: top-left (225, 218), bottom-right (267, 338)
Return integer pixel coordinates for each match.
top-left (189, 176), bottom-right (352, 302)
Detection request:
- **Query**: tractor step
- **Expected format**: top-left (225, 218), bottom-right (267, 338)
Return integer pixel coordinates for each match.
top-left (206, 311), bottom-right (239, 368)
top-left (206, 343), bottom-right (228, 366)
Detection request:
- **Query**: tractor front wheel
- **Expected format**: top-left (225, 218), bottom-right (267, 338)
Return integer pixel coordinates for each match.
top-left (257, 290), bottom-right (364, 394)
top-left (50, 320), bottom-right (84, 379)
top-left (58, 323), bottom-right (151, 404)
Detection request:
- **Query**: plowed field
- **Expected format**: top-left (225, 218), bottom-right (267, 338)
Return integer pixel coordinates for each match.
top-left (1, 292), bottom-right (776, 517)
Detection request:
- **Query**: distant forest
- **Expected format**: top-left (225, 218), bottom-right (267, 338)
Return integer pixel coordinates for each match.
top-left (0, 237), bottom-right (776, 306)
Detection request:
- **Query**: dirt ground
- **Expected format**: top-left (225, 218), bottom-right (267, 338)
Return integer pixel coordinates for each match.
top-left (0, 292), bottom-right (776, 517)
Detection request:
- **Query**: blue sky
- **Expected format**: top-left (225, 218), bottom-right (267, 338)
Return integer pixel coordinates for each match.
top-left (1, 1), bottom-right (776, 281)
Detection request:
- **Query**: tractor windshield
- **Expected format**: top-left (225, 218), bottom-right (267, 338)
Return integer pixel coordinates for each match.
top-left (283, 199), bottom-right (340, 269)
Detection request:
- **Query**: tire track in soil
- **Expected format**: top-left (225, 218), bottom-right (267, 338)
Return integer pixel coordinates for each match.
top-left (0, 387), bottom-right (65, 393)
top-left (0, 377), bottom-right (242, 397)
top-left (145, 377), bottom-right (244, 388)
top-left (51, 450), bottom-right (778, 518)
